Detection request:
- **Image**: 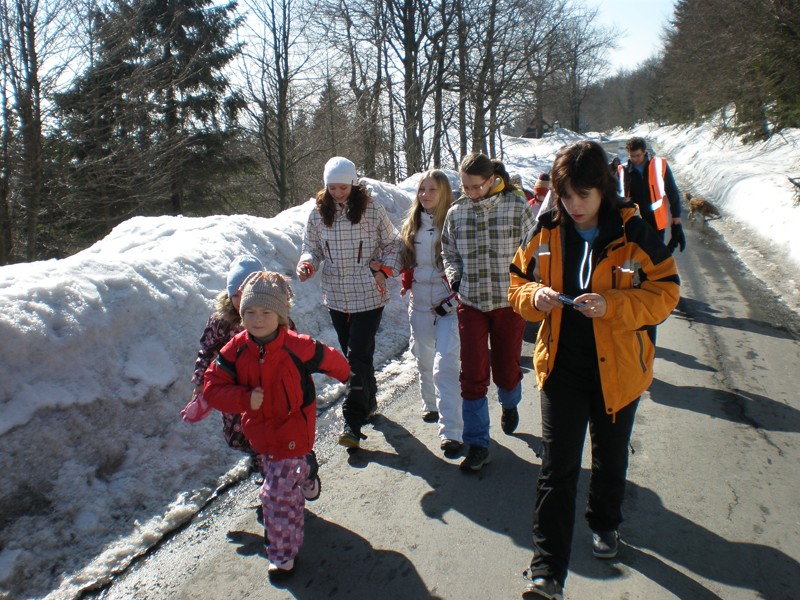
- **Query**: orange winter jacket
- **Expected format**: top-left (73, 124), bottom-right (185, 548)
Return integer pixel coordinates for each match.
top-left (509, 205), bottom-right (680, 417)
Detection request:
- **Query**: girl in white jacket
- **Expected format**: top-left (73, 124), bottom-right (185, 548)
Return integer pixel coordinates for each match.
top-left (399, 170), bottom-right (463, 458)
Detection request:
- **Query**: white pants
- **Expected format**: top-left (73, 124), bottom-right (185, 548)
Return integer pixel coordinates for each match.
top-left (408, 305), bottom-right (463, 442)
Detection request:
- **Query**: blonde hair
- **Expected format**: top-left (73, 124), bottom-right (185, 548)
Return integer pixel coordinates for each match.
top-left (399, 170), bottom-right (453, 270)
top-left (212, 290), bottom-right (241, 324)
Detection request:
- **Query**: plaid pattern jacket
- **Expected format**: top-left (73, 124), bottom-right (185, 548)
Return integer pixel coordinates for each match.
top-left (442, 189), bottom-right (536, 312)
top-left (300, 200), bottom-right (401, 313)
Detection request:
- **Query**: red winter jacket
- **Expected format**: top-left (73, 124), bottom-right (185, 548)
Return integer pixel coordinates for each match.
top-left (203, 326), bottom-right (350, 460)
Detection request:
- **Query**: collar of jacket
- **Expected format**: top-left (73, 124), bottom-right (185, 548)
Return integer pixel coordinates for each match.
top-left (553, 204), bottom-right (635, 258)
top-left (489, 178), bottom-right (505, 196)
top-left (245, 325), bottom-right (286, 353)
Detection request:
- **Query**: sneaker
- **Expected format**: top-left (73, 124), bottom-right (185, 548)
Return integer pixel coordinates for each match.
top-left (422, 410), bottom-right (439, 423)
top-left (591, 530), bottom-right (619, 559)
top-left (521, 574), bottom-right (563, 599)
top-left (459, 445), bottom-right (491, 471)
top-left (268, 558), bottom-right (295, 582)
top-left (338, 424), bottom-right (365, 449)
top-left (501, 407), bottom-right (519, 434)
top-left (440, 439), bottom-right (463, 459)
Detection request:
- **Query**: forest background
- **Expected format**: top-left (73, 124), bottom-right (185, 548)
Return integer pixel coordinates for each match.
top-left (1, 0), bottom-right (798, 263)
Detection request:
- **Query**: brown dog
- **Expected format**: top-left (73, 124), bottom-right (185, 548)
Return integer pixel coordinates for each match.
top-left (686, 192), bottom-right (720, 227)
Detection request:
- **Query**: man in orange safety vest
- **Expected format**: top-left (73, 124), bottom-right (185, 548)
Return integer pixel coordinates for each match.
top-left (617, 136), bottom-right (685, 253)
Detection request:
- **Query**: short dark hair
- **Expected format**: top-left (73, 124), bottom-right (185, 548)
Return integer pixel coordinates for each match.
top-left (551, 140), bottom-right (620, 225)
top-left (626, 137), bottom-right (647, 153)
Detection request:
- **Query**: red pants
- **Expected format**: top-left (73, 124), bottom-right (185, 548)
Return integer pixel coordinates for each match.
top-left (457, 304), bottom-right (525, 400)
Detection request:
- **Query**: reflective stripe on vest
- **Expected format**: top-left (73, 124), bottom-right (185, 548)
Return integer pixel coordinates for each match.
top-left (649, 156), bottom-right (669, 230)
top-left (619, 158), bottom-right (670, 230)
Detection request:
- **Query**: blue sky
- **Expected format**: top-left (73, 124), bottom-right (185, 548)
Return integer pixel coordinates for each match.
top-left (588, 0), bottom-right (677, 73)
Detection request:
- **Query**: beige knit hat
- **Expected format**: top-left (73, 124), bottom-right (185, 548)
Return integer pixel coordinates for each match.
top-left (534, 173), bottom-right (550, 193)
top-left (239, 271), bottom-right (293, 323)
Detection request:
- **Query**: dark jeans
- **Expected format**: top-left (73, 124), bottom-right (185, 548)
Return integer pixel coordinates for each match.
top-left (329, 307), bottom-right (383, 429)
top-left (529, 367), bottom-right (639, 586)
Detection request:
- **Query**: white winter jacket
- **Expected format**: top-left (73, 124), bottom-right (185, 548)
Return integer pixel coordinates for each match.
top-left (408, 211), bottom-right (453, 311)
top-left (299, 200), bottom-right (401, 313)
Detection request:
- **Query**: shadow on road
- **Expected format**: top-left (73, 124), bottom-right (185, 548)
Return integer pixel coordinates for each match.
top-left (614, 481), bottom-right (800, 599)
top-left (364, 415), bottom-right (539, 550)
top-left (649, 378), bottom-right (800, 433)
top-left (674, 297), bottom-right (797, 341)
top-left (655, 346), bottom-right (717, 372)
top-left (226, 516), bottom-right (441, 600)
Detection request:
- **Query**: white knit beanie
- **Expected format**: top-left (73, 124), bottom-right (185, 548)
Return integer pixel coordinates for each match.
top-left (323, 156), bottom-right (359, 186)
top-left (239, 271), bottom-right (293, 323)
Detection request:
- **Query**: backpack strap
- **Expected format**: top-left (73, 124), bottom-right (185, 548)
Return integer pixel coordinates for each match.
top-left (214, 343), bottom-right (248, 382)
top-left (282, 341), bottom-right (326, 408)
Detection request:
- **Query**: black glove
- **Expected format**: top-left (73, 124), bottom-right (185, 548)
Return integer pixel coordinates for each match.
top-left (434, 293), bottom-right (458, 316)
top-left (666, 223), bottom-right (686, 254)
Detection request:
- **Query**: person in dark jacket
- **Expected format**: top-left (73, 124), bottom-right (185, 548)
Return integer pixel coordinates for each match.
top-left (509, 141), bottom-right (680, 599)
top-left (618, 136), bottom-right (686, 254)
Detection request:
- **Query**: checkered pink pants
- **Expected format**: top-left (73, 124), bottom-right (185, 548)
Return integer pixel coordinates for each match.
top-left (259, 457), bottom-right (310, 564)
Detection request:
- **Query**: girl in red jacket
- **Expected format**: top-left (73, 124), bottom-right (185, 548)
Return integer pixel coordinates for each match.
top-left (204, 271), bottom-right (350, 581)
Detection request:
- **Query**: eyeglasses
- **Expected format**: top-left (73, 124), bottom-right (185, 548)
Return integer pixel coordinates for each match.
top-left (462, 179), bottom-right (488, 193)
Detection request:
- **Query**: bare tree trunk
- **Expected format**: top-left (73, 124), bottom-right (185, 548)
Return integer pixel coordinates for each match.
top-left (0, 74), bottom-right (12, 264)
top-left (455, 0), bottom-right (468, 160)
top-left (383, 42), bottom-right (398, 182)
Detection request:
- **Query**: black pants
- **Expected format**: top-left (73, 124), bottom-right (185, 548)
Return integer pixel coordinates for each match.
top-left (529, 367), bottom-right (639, 586)
top-left (329, 307), bottom-right (383, 429)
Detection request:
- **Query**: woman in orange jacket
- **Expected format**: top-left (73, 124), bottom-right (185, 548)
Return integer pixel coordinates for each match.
top-left (508, 140), bottom-right (680, 599)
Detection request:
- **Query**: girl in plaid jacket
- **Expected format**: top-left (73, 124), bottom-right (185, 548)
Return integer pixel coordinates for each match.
top-left (296, 157), bottom-right (401, 450)
top-left (441, 153), bottom-right (537, 472)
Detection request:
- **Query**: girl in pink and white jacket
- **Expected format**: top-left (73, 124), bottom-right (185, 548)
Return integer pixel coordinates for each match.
top-left (399, 170), bottom-right (463, 458)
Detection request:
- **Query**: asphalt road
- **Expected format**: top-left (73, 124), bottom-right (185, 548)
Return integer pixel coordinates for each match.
top-left (93, 217), bottom-right (800, 600)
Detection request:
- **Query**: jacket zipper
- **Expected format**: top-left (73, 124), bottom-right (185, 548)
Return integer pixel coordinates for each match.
top-left (325, 241), bottom-right (334, 263)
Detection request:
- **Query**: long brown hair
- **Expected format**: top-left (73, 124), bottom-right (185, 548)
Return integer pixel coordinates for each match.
top-left (458, 152), bottom-right (517, 194)
top-left (550, 140), bottom-right (621, 225)
top-left (399, 170), bottom-right (454, 270)
top-left (316, 183), bottom-right (371, 227)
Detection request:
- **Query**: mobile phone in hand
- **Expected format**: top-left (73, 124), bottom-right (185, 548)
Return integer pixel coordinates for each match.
top-left (557, 293), bottom-right (576, 306)
top-left (558, 293), bottom-right (586, 308)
